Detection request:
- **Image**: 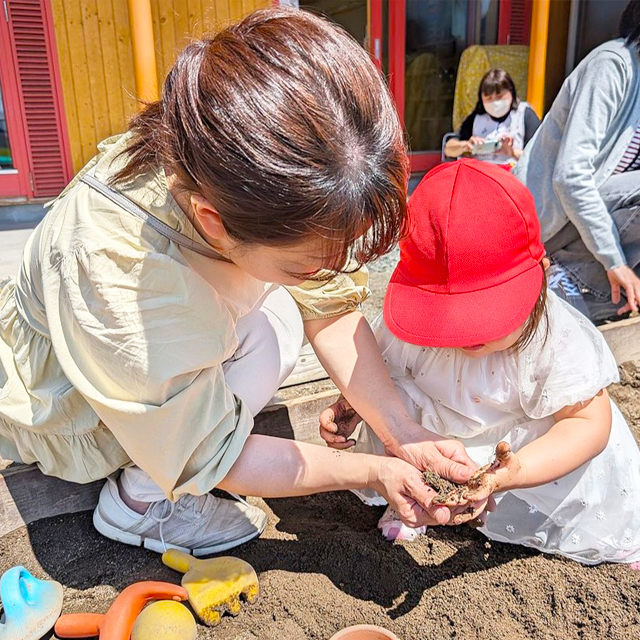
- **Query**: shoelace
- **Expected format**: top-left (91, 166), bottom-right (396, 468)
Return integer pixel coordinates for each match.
top-left (150, 500), bottom-right (176, 552)
top-left (148, 492), bottom-right (247, 551)
top-left (548, 265), bottom-right (583, 298)
top-left (227, 492), bottom-right (251, 507)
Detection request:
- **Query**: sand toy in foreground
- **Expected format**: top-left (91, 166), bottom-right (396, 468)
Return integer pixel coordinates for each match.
top-left (162, 549), bottom-right (259, 626)
top-left (131, 600), bottom-right (197, 640)
top-left (423, 441), bottom-right (512, 506)
top-left (54, 581), bottom-right (187, 639)
top-left (0, 566), bottom-right (63, 640)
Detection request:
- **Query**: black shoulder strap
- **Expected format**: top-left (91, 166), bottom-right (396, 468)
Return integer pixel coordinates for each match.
top-left (80, 173), bottom-right (224, 260)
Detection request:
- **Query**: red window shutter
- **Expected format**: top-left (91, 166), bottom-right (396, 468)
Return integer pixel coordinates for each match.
top-left (497, 0), bottom-right (533, 45)
top-left (509, 0), bottom-right (532, 45)
top-left (6, 0), bottom-right (70, 197)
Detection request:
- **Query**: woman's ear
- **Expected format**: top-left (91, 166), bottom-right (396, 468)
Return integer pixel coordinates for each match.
top-left (190, 194), bottom-right (232, 247)
top-left (542, 256), bottom-right (551, 270)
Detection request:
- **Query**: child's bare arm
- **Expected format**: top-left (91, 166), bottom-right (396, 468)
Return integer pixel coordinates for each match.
top-left (464, 390), bottom-right (612, 500)
top-left (509, 389), bottom-right (612, 489)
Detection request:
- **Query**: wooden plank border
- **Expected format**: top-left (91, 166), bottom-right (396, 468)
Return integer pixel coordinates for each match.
top-left (0, 465), bottom-right (103, 538)
top-left (253, 388), bottom-right (339, 445)
top-left (599, 315), bottom-right (640, 365)
top-left (280, 343), bottom-right (328, 388)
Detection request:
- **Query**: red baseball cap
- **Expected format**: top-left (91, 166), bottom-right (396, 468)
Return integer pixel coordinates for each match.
top-left (384, 159), bottom-right (545, 347)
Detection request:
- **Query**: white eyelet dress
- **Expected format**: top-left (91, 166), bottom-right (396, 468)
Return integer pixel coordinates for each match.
top-left (355, 291), bottom-right (640, 565)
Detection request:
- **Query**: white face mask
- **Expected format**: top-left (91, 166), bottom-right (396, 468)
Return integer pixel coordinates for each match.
top-left (484, 98), bottom-right (512, 119)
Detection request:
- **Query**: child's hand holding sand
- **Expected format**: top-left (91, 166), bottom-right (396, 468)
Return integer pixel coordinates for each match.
top-left (457, 392), bottom-right (612, 506)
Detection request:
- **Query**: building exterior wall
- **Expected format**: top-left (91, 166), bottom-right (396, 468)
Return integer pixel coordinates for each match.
top-left (150, 0), bottom-right (269, 87)
top-left (50, 0), bottom-right (269, 173)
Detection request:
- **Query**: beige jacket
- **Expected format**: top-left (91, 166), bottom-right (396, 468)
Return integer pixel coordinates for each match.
top-left (0, 133), bottom-right (369, 499)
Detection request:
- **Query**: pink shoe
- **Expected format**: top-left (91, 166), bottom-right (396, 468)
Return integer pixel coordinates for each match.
top-left (629, 561), bottom-right (640, 570)
top-left (378, 507), bottom-right (427, 542)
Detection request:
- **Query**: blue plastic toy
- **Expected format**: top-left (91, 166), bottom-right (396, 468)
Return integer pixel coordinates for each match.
top-left (0, 566), bottom-right (63, 640)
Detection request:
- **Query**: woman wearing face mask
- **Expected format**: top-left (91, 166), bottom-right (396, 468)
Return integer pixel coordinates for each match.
top-left (444, 68), bottom-right (541, 164)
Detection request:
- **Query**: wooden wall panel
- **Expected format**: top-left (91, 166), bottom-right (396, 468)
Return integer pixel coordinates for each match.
top-left (80, 1), bottom-right (111, 147)
top-left (51, 0), bottom-right (269, 173)
top-left (151, 0), bottom-right (178, 86)
top-left (50, 0), bottom-right (135, 171)
top-left (150, 0), bottom-right (270, 88)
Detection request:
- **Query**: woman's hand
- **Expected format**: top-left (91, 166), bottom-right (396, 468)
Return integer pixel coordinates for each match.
top-left (469, 136), bottom-right (485, 147)
top-left (320, 397), bottom-right (477, 485)
top-left (607, 265), bottom-right (640, 314)
top-left (369, 456), bottom-right (453, 527)
top-left (500, 135), bottom-right (515, 157)
top-left (386, 418), bottom-right (477, 485)
top-left (444, 138), bottom-right (475, 158)
top-left (319, 396), bottom-right (361, 449)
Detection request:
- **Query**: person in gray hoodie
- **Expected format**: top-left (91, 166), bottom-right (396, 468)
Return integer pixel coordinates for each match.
top-left (514, 0), bottom-right (640, 323)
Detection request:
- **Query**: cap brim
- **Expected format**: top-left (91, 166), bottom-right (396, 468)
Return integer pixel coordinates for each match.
top-left (384, 264), bottom-right (543, 348)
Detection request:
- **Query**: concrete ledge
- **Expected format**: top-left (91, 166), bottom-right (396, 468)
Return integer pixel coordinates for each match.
top-left (0, 203), bottom-right (46, 230)
top-left (0, 227), bottom-right (37, 278)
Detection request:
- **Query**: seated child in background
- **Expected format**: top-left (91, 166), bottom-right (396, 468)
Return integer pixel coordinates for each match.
top-left (444, 68), bottom-right (540, 165)
top-left (322, 160), bottom-right (640, 567)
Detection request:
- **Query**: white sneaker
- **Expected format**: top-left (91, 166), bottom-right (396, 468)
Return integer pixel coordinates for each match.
top-left (93, 477), bottom-right (267, 556)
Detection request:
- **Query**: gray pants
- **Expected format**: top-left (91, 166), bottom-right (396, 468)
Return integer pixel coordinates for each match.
top-left (546, 171), bottom-right (640, 323)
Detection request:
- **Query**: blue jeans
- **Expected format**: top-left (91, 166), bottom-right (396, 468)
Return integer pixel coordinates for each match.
top-left (545, 171), bottom-right (640, 323)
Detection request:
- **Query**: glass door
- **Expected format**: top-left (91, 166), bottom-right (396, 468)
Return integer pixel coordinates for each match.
top-left (403, 0), bottom-right (471, 170)
top-left (298, 0), bottom-right (368, 44)
top-left (291, 1), bottom-right (507, 174)
top-left (0, 8), bottom-right (30, 199)
top-left (382, 0), bottom-right (503, 173)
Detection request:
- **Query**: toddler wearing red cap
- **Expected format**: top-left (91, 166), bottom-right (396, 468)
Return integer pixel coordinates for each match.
top-left (329, 160), bottom-right (640, 566)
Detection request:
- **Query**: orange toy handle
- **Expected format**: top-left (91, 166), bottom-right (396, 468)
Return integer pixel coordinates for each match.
top-left (99, 581), bottom-right (188, 640)
top-left (55, 613), bottom-right (104, 638)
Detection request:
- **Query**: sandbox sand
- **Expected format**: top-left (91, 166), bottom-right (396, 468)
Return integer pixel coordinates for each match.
top-left (1, 362), bottom-right (639, 640)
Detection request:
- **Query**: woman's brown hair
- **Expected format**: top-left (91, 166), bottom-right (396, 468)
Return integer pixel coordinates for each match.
top-left (115, 8), bottom-right (409, 273)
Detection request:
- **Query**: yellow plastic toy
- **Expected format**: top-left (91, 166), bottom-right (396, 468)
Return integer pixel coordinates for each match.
top-left (131, 601), bottom-right (197, 640)
top-left (162, 550), bottom-right (259, 627)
